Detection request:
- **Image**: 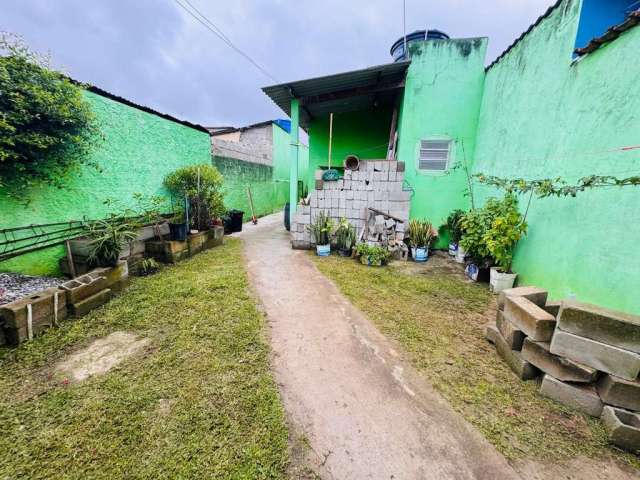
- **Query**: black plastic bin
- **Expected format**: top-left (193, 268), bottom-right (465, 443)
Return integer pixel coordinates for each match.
top-left (284, 203), bottom-right (290, 231)
top-left (224, 210), bottom-right (245, 233)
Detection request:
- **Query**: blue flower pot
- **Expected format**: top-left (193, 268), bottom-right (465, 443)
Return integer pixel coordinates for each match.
top-left (316, 244), bottom-right (331, 257)
top-left (412, 247), bottom-right (428, 262)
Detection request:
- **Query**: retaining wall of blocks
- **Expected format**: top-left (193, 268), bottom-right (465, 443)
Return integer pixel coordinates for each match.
top-left (0, 227), bottom-right (226, 347)
top-left (486, 286), bottom-right (640, 454)
top-left (290, 160), bottom-right (411, 249)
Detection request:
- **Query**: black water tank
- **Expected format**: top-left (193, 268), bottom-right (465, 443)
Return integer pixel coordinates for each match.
top-left (390, 29), bottom-right (450, 61)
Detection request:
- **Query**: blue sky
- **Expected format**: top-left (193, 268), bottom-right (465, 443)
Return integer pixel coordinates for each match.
top-left (4, 0), bottom-right (554, 127)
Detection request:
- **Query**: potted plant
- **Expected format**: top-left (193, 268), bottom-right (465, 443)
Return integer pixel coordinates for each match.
top-left (139, 257), bottom-right (160, 276)
top-left (169, 209), bottom-right (188, 241)
top-left (407, 219), bottom-right (437, 262)
top-left (335, 218), bottom-right (356, 257)
top-left (307, 211), bottom-right (333, 257)
top-left (164, 164), bottom-right (225, 233)
top-left (484, 196), bottom-right (527, 292)
top-left (356, 243), bottom-right (391, 267)
top-left (86, 218), bottom-right (138, 267)
top-left (459, 193), bottom-right (526, 287)
top-left (445, 209), bottom-right (465, 257)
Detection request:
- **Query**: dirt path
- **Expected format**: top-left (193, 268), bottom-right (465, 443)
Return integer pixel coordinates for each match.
top-left (239, 213), bottom-right (520, 480)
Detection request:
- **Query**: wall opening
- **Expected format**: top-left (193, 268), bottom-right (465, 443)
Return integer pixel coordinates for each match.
top-left (574, 0), bottom-right (638, 54)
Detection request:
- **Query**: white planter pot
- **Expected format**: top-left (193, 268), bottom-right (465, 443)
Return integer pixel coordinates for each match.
top-left (448, 242), bottom-right (458, 256)
top-left (455, 246), bottom-right (467, 264)
top-left (490, 267), bottom-right (518, 293)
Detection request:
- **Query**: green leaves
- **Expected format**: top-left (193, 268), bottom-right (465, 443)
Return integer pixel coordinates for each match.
top-left (335, 217), bottom-right (356, 251)
top-left (163, 164), bottom-right (226, 229)
top-left (407, 219), bottom-right (437, 248)
top-left (355, 243), bottom-right (391, 265)
top-left (460, 193), bottom-right (526, 271)
top-left (306, 211), bottom-right (333, 245)
top-left (475, 173), bottom-right (640, 199)
top-left (0, 34), bottom-right (99, 198)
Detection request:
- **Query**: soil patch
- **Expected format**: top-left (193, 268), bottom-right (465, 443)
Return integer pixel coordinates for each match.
top-left (55, 331), bottom-right (150, 382)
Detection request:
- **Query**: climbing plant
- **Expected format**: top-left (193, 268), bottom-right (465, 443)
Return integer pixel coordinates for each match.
top-left (474, 173), bottom-right (640, 198)
top-left (0, 32), bottom-right (100, 198)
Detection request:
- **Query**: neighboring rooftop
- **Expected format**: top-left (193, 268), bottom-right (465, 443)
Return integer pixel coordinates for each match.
top-left (262, 61), bottom-right (410, 128)
top-left (574, 9), bottom-right (640, 56)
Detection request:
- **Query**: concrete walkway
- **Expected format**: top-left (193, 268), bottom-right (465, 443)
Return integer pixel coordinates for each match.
top-left (239, 213), bottom-right (520, 480)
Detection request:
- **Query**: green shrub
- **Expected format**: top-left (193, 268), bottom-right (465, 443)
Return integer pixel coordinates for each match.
top-left (459, 193), bottom-right (527, 271)
top-left (307, 211), bottom-right (333, 245)
top-left (445, 209), bottom-right (465, 243)
top-left (164, 164), bottom-right (225, 230)
top-left (0, 33), bottom-right (99, 197)
top-left (355, 243), bottom-right (391, 266)
top-left (335, 217), bottom-right (356, 252)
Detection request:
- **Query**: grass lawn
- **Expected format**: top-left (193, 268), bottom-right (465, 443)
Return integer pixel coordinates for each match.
top-left (0, 238), bottom-right (289, 479)
top-left (312, 254), bottom-right (640, 471)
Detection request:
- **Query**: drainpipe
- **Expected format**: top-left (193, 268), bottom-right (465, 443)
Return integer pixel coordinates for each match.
top-left (289, 97), bottom-right (300, 224)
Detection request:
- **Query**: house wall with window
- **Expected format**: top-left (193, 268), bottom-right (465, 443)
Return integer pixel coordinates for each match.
top-left (472, 0), bottom-right (640, 314)
top-left (396, 37), bottom-right (488, 248)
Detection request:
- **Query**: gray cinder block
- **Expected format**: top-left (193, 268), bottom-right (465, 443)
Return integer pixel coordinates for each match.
top-left (539, 374), bottom-right (604, 417)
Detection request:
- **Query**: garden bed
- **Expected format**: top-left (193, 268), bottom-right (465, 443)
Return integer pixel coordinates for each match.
top-left (0, 273), bottom-right (64, 305)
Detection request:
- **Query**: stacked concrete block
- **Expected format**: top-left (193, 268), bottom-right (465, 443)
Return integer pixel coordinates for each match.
top-left (489, 290), bottom-right (640, 452)
top-left (601, 406), bottom-right (640, 454)
top-left (290, 160), bottom-right (411, 249)
top-left (0, 288), bottom-right (68, 345)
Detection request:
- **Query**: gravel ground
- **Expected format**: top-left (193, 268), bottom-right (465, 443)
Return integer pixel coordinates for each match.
top-left (0, 273), bottom-right (64, 305)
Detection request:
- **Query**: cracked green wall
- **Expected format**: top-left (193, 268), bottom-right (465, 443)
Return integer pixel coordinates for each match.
top-left (396, 38), bottom-right (487, 248)
top-left (0, 90), bottom-right (211, 276)
top-left (472, 0), bottom-right (640, 314)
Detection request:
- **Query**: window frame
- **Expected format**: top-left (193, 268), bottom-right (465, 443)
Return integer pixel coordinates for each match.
top-left (415, 137), bottom-right (454, 176)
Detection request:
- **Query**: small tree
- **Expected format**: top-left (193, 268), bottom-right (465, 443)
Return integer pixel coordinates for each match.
top-left (0, 33), bottom-right (99, 197)
top-left (163, 164), bottom-right (225, 230)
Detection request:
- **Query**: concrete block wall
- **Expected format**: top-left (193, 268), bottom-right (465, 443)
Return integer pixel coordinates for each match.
top-left (291, 160), bottom-right (411, 248)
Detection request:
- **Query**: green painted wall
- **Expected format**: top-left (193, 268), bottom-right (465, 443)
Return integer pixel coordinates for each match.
top-left (272, 123), bottom-right (309, 196)
top-left (213, 156), bottom-right (286, 218)
top-left (0, 90), bottom-right (211, 276)
top-left (307, 108), bottom-right (392, 187)
top-left (472, 0), bottom-right (640, 314)
top-left (396, 38), bottom-right (488, 248)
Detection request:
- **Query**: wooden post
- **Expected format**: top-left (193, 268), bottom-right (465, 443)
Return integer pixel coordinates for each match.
top-left (64, 240), bottom-right (77, 278)
top-left (328, 112), bottom-right (334, 169)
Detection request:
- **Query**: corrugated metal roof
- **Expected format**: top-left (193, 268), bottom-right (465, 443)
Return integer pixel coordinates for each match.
top-left (262, 61), bottom-right (410, 127)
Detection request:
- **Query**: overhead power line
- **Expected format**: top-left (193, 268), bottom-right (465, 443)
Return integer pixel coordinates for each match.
top-left (172, 0), bottom-right (278, 83)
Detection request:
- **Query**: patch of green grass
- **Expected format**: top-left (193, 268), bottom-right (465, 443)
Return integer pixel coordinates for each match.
top-left (312, 255), bottom-right (640, 470)
top-left (0, 238), bottom-right (289, 479)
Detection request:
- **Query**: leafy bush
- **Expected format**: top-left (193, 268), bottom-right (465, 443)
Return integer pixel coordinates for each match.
top-left (445, 209), bottom-right (465, 243)
top-left (164, 164), bottom-right (225, 230)
top-left (459, 194), bottom-right (527, 271)
top-left (307, 211), bottom-right (333, 246)
top-left (0, 33), bottom-right (99, 197)
top-left (355, 243), bottom-right (391, 266)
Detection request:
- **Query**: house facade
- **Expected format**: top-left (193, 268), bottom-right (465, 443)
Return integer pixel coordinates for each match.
top-left (263, 0), bottom-right (640, 314)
